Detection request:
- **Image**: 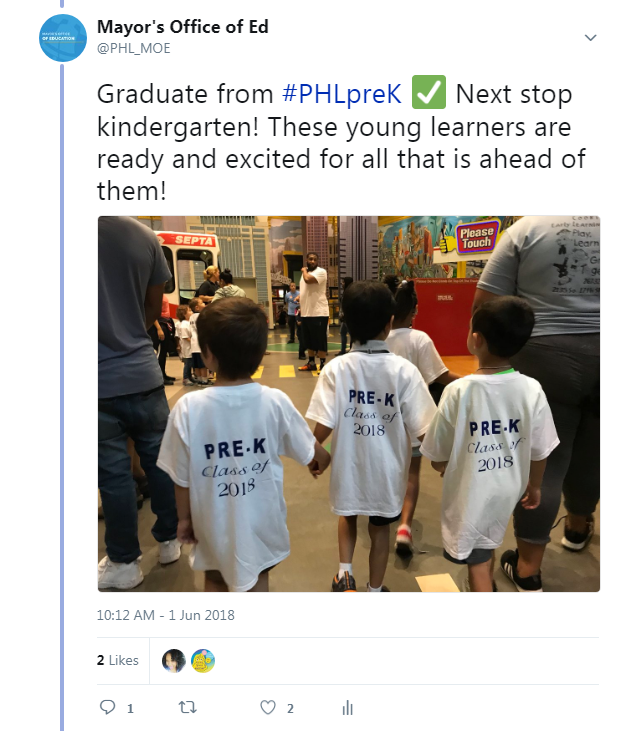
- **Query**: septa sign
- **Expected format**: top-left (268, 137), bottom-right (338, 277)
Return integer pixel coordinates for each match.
top-left (455, 220), bottom-right (500, 254)
top-left (156, 232), bottom-right (218, 248)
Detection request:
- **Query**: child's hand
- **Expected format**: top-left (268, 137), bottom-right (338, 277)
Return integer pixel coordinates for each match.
top-left (307, 460), bottom-right (320, 479)
top-left (521, 483), bottom-right (541, 510)
top-left (431, 460), bottom-right (448, 476)
top-left (177, 519), bottom-right (197, 544)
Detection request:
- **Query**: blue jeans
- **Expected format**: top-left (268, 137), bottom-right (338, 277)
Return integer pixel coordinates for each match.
top-left (98, 386), bottom-right (177, 563)
top-left (182, 357), bottom-right (193, 381)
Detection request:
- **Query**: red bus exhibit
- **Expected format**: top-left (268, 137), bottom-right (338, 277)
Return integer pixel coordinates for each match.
top-left (156, 232), bottom-right (221, 316)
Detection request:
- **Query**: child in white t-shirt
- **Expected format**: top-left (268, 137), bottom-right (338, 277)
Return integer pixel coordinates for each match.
top-left (176, 305), bottom-right (195, 386)
top-left (158, 298), bottom-right (330, 592)
top-left (420, 296), bottom-right (559, 592)
top-left (384, 278), bottom-right (460, 556)
top-left (306, 281), bottom-right (437, 592)
top-left (188, 297), bottom-right (210, 386)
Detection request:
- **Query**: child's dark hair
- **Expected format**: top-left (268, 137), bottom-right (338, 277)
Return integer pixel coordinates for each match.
top-left (383, 274), bottom-right (401, 295)
top-left (471, 296), bottom-right (535, 358)
top-left (220, 269), bottom-right (233, 285)
top-left (196, 298), bottom-right (267, 378)
top-left (342, 276), bottom-right (353, 291)
top-left (188, 297), bottom-right (201, 312)
top-left (162, 650), bottom-right (185, 672)
top-left (343, 280), bottom-right (396, 345)
top-left (394, 280), bottom-right (417, 322)
top-left (176, 305), bottom-right (189, 321)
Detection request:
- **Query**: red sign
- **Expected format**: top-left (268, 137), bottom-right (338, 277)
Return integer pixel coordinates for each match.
top-left (156, 231), bottom-right (218, 248)
top-left (455, 220), bottom-right (500, 254)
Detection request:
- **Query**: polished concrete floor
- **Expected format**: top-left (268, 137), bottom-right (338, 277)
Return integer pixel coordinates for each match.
top-left (98, 328), bottom-right (600, 592)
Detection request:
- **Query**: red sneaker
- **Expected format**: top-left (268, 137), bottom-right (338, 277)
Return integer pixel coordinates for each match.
top-left (395, 524), bottom-right (413, 556)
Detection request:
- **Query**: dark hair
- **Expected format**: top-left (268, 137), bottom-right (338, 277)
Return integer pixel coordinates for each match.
top-left (188, 297), bottom-right (201, 312)
top-left (176, 305), bottom-right (189, 321)
top-left (162, 649), bottom-right (186, 672)
top-left (197, 298), bottom-right (267, 378)
top-left (342, 277), bottom-right (354, 290)
top-left (383, 274), bottom-right (401, 295)
top-left (394, 280), bottom-right (417, 321)
top-left (343, 280), bottom-right (396, 345)
top-left (471, 296), bottom-right (535, 357)
top-left (220, 268), bottom-right (233, 285)
top-left (307, 251), bottom-right (319, 259)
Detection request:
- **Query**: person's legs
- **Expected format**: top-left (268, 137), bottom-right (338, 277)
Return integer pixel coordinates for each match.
top-left (182, 357), bottom-right (193, 382)
top-left (317, 316), bottom-right (329, 361)
top-left (248, 571), bottom-right (270, 592)
top-left (368, 522), bottom-right (390, 589)
top-left (288, 314), bottom-right (296, 342)
top-left (158, 322), bottom-right (170, 378)
top-left (98, 399), bottom-right (141, 563)
top-left (127, 388), bottom-right (178, 546)
top-left (299, 318), bottom-right (317, 368)
top-left (468, 553), bottom-right (494, 592)
top-left (205, 570), bottom-right (229, 592)
top-left (400, 455), bottom-right (421, 528)
top-left (297, 319), bottom-right (305, 358)
top-left (338, 515), bottom-right (357, 563)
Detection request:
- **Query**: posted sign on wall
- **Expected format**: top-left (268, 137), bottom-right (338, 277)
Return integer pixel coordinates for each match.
top-left (455, 220), bottom-right (500, 254)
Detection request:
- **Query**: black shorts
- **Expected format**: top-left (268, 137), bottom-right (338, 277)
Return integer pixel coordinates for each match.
top-left (302, 316), bottom-right (329, 353)
top-left (443, 548), bottom-right (493, 565)
top-left (369, 513), bottom-right (401, 527)
top-left (192, 352), bottom-right (206, 369)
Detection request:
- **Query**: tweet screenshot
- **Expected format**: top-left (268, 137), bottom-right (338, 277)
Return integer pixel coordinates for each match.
top-left (13, 0), bottom-right (633, 728)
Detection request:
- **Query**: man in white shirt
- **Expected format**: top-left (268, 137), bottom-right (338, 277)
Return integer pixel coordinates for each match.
top-left (298, 252), bottom-right (329, 372)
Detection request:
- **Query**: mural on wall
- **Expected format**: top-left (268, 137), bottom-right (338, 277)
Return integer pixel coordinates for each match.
top-left (378, 216), bottom-right (522, 279)
top-left (269, 217), bottom-right (302, 284)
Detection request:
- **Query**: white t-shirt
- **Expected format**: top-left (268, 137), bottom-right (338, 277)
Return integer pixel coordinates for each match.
top-left (306, 341), bottom-right (437, 517)
top-left (189, 312), bottom-right (200, 353)
top-left (386, 328), bottom-right (448, 384)
top-left (420, 372), bottom-right (559, 560)
top-left (157, 383), bottom-right (316, 591)
top-left (300, 266), bottom-right (329, 318)
top-left (178, 320), bottom-right (192, 359)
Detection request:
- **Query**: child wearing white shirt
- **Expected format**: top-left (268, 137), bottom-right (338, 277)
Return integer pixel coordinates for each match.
top-left (385, 279), bottom-right (460, 556)
top-left (176, 305), bottom-right (195, 386)
top-left (188, 297), bottom-right (210, 386)
top-left (158, 298), bottom-right (330, 592)
top-left (306, 281), bottom-right (437, 592)
top-left (421, 297), bottom-right (559, 592)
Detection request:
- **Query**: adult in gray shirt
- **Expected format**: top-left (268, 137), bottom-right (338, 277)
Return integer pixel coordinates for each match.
top-left (474, 216), bottom-right (600, 592)
top-left (98, 217), bottom-right (180, 590)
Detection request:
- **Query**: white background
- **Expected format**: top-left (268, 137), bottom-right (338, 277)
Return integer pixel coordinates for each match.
top-left (3, 1), bottom-right (634, 729)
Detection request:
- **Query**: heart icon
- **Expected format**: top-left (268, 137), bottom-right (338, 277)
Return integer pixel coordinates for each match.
top-left (260, 700), bottom-right (276, 715)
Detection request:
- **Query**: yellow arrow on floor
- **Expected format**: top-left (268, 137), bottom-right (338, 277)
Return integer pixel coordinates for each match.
top-left (252, 366), bottom-right (264, 379)
top-left (279, 365), bottom-right (296, 378)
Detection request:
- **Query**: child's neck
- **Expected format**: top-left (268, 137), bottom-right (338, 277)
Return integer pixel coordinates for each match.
top-left (392, 317), bottom-right (412, 329)
top-left (214, 373), bottom-right (253, 387)
top-left (475, 352), bottom-right (512, 375)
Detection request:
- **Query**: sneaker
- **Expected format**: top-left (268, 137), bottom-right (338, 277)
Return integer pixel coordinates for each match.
top-left (395, 524), bottom-right (414, 556)
top-left (299, 354), bottom-right (306, 360)
top-left (159, 539), bottom-right (181, 565)
top-left (331, 571), bottom-right (357, 592)
top-left (500, 550), bottom-right (543, 592)
top-left (366, 583), bottom-right (390, 592)
top-left (298, 362), bottom-right (317, 371)
top-left (182, 379), bottom-right (196, 386)
top-left (98, 556), bottom-right (143, 590)
top-left (561, 515), bottom-right (595, 552)
top-left (287, 340), bottom-right (295, 344)
top-left (163, 378), bottom-right (174, 386)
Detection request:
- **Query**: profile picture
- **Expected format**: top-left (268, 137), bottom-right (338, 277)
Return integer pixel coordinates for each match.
top-left (191, 649), bottom-right (215, 673)
top-left (162, 649), bottom-right (186, 673)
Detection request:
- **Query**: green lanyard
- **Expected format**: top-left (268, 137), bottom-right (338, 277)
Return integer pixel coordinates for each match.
top-left (494, 368), bottom-right (516, 375)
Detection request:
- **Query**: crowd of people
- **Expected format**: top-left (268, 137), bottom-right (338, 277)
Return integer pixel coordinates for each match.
top-left (98, 215), bottom-right (600, 593)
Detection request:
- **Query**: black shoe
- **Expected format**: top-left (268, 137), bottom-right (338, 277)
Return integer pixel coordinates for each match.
top-left (163, 378), bottom-right (174, 386)
top-left (298, 362), bottom-right (317, 371)
top-left (287, 340), bottom-right (295, 344)
top-left (500, 550), bottom-right (543, 592)
top-left (298, 354), bottom-right (306, 360)
top-left (561, 515), bottom-right (595, 552)
top-left (331, 572), bottom-right (357, 592)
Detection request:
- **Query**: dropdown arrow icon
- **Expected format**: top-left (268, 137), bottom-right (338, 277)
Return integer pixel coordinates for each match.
top-left (585, 34), bottom-right (597, 41)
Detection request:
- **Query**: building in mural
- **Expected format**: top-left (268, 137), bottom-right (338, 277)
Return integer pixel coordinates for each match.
top-left (301, 216), bottom-right (339, 288)
top-left (339, 216), bottom-right (379, 282)
top-left (269, 217), bottom-right (303, 285)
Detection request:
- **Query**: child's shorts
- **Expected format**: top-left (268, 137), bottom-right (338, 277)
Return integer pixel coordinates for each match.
top-left (444, 548), bottom-right (493, 565)
top-left (369, 513), bottom-right (401, 527)
top-left (192, 352), bottom-right (205, 369)
top-left (411, 446), bottom-right (422, 458)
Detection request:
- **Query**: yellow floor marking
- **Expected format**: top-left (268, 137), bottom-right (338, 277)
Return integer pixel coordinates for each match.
top-left (252, 366), bottom-right (264, 379)
top-left (415, 574), bottom-right (460, 592)
top-left (279, 365), bottom-right (296, 378)
top-left (312, 371), bottom-right (320, 377)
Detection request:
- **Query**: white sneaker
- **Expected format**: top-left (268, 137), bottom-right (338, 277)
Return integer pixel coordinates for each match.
top-left (97, 556), bottom-right (143, 590)
top-left (159, 538), bottom-right (181, 565)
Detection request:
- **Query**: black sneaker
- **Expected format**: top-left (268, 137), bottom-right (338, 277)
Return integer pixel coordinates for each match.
top-left (500, 550), bottom-right (543, 592)
top-left (298, 354), bottom-right (306, 360)
top-left (298, 362), bottom-right (317, 372)
top-left (331, 572), bottom-right (357, 592)
top-left (561, 515), bottom-right (595, 552)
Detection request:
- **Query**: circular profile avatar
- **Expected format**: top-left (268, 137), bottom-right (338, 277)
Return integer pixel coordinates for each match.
top-left (191, 649), bottom-right (215, 673)
top-left (162, 649), bottom-right (186, 674)
top-left (39, 14), bottom-right (87, 62)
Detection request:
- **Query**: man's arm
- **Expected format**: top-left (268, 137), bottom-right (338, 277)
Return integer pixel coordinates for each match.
top-left (471, 288), bottom-right (501, 313)
top-left (300, 267), bottom-right (318, 284)
top-left (144, 282), bottom-right (165, 329)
